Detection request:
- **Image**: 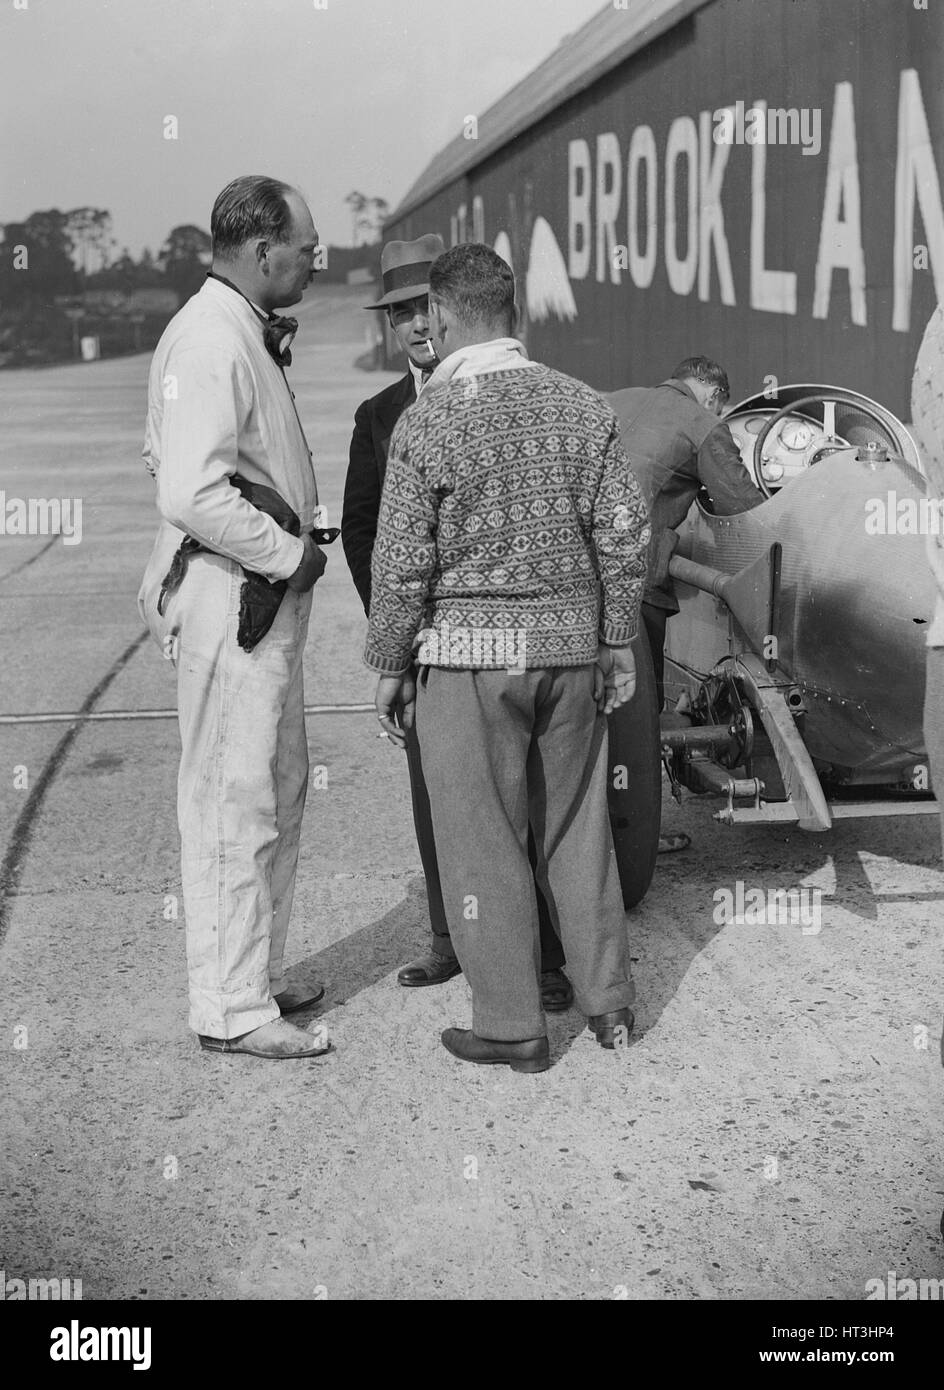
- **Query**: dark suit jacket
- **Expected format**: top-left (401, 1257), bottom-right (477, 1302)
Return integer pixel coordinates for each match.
top-left (609, 378), bottom-right (765, 612)
top-left (342, 372), bottom-right (416, 614)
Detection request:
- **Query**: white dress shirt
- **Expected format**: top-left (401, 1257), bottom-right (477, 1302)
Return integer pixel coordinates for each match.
top-left (408, 358), bottom-right (437, 399)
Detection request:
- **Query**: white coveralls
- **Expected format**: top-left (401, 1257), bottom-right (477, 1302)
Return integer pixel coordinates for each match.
top-left (138, 277), bottom-right (318, 1038)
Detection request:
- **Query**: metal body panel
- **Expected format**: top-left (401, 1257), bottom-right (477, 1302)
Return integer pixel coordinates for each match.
top-left (666, 449), bottom-right (935, 777)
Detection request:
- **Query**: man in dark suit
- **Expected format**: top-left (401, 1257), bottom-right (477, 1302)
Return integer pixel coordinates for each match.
top-left (342, 235), bottom-right (572, 1009)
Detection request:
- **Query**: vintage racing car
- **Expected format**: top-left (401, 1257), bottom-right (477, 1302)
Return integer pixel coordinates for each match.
top-left (606, 384), bottom-right (938, 908)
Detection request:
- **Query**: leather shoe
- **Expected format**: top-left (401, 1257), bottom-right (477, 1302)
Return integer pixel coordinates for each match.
top-left (397, 952), bottom-right (462, 987)
top-left (540, 968), bottom-right (574, 1012)
top-left (441, 1027), bottom-right (550, 1073)
top-left (199, 1017), bottom-right (329, 1059)
top-left (274, 981), bottom-right (325, 1014)
top-left (587, 1008), bottom-right (635, 1050)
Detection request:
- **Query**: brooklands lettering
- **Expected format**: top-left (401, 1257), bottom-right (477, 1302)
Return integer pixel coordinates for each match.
top-left (450, 68), bottom-right (940, 337)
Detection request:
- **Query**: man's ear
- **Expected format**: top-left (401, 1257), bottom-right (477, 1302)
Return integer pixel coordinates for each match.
top-left (429, 299), bottom-right (446, 340)
top-left (254, 239), bottom-right (270, 274)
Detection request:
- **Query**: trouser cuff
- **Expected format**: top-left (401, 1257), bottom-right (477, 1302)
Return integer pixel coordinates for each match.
top-left (189, 996), bottom-right (280, 1041)
top-left (472, 1009), bottom-right (547, 1042)
top-left (575, 979), bottom-right (636, 1019)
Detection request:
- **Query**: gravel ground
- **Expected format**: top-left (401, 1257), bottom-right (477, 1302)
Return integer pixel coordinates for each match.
top-left (1, 286), bottom-right (942, 1301)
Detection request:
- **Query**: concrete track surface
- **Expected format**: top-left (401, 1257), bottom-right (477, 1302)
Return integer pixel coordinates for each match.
top-left (0, 286), bottom-right (942, 1302)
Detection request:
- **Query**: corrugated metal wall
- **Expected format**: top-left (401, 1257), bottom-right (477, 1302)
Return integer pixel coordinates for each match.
top-left (386, 0), bottom-right (942, 419)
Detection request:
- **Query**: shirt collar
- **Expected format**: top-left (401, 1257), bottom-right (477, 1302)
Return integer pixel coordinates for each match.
top-left (425, 337), bottom-right (532, 390)
top-left (408, 359), bottom-right (434, 397)
top-left (659, 378), bottom-right (698, 403)
top-left (205, 271), bottom-right (271, 322)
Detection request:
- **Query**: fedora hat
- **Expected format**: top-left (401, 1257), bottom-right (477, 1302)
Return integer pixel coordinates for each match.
top-left (364, 233), bottom-right (445, 309)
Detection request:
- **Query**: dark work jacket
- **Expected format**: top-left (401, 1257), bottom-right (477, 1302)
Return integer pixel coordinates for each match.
top-left (608, 378), bottom-right (765, 612)
top-left (342, 372), bottom-right (416, 615)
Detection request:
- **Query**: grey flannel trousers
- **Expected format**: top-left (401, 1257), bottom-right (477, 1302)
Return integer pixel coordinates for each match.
top-left (415, 663), bottom-right (635, 1040)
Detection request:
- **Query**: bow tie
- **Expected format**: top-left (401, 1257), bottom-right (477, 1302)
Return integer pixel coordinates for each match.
top-left (207, 272), bottom-right (297, 367)
top-left (263, 314), bottom-right (298, 368)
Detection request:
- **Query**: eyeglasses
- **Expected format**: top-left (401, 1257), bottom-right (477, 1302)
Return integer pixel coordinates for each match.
top-left (389, 298), bottom-right (430, 326)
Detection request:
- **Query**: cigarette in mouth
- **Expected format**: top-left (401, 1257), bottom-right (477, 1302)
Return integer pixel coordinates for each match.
top-left (424, 339), bottom-right (436, 359)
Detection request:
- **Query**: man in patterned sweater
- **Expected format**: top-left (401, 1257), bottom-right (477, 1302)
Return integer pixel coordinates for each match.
top-left (343, 234), bottom-right (573, 1011)
top-left (364, 243), bottom-right (650, 1073)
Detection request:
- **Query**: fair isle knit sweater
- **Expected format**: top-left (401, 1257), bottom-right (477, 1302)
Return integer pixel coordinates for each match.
top-left (364, 339), bottom-right (651, 675)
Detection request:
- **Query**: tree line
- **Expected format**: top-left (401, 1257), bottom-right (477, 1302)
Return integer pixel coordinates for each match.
top-left (0, 208), bottom-right (213, 365)
top-left (0, 208), bottom-right (213, 308)
top-left (0, 195), bottom-right (389, 366)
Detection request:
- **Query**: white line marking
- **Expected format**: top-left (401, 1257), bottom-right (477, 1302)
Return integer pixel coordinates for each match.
top-left (0, 703), bottom-right (376, 726)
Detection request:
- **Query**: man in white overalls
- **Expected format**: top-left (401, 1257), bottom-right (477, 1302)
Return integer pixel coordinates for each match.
top-left (138, 175), bottom-right (329, 1059)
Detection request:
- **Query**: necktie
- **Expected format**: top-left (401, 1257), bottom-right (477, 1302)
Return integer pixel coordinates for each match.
top-left (420, 365), bottom-right (435, 385)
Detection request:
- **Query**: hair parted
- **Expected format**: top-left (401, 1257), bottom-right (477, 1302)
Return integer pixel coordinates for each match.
top-left (428, 243), bottom-right (516, 332)
top-left (211, 175), bottom-right (295, 260)
top-left (671, 356), bottom-right (730, 400)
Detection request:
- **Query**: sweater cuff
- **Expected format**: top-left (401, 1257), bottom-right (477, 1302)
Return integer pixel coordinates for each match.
top-left (600, 619), bottom-right (638, 646)
top-left (364, 643), bottom-right (413, 676)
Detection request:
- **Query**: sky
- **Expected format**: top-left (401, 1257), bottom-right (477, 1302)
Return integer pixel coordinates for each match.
top-left (0, 0), bottom-right (607, 257)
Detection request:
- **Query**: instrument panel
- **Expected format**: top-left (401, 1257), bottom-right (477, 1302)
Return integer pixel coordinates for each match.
top-left (727, 411), bottom-right (849, 491)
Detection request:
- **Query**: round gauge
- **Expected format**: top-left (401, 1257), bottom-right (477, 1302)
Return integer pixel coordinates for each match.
top-left (779, 420), bottom-right (815, 451)
top-left (742, 416), bottom-right (767, 435)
